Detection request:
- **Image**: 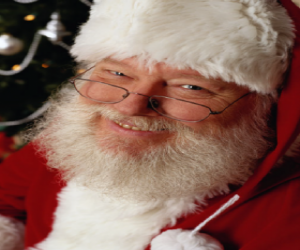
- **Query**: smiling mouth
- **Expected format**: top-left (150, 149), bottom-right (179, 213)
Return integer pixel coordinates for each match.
top-left (114, 120), bottom-right (166, 132)
top-left (114, 120), bottom-right (149, 131)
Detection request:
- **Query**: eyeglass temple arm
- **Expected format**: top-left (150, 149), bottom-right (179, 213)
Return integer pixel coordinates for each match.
top-left (210, 92), bottom-right (252, 115)
top-left (69, 66), bottom-right (96, 83)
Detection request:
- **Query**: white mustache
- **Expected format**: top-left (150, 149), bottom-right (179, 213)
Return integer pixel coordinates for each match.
top-left (86, 104), bottom-right (193, 133)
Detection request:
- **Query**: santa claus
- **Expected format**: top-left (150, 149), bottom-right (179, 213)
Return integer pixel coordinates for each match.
top-left (0, 0), bottom-right (300, 249)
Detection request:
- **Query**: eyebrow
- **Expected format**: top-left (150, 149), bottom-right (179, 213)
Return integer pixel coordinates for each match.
top-left (97, 58), bottom-right (231, 91)
top-left (173, 73), bottom-right (228, 91)
top-left (100, 58), bottom-right (132, 68)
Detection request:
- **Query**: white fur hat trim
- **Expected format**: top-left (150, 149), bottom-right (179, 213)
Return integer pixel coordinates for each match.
top-left (151, 229), bottom-right (224, 250)
top-left (71, 0), bottom-right (295, 94)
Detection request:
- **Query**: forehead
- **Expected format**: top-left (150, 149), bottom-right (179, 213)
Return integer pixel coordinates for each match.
top-left (97, 57), bottom-right (200, 74)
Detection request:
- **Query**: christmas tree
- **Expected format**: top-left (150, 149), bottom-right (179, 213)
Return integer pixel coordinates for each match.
top-left (0, 0), bottom-right (90, 160)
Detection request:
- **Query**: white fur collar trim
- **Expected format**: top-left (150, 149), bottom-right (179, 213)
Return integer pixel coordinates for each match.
top-left (30, 181), bottom-right (205, 250)
top-left (0, 215), bottom-right (24, 250)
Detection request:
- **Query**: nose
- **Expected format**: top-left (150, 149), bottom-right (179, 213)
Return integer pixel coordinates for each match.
top-left (112, 86), bottom-right (162, 117)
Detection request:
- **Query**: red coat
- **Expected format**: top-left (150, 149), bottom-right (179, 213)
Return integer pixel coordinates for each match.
top-left (1, 142), bottom-right (300, 249)
top-left (0, 0), bottom-right (300, 249)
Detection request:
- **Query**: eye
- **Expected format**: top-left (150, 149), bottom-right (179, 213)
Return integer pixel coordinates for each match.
top-left (175, 84), bottom-right (215, 99)
top-left (181, 85), bottom-right (204, 91)
top-left (110, 71), bottom-right (126, 76)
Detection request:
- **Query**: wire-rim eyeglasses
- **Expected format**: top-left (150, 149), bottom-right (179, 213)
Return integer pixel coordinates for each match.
top-left (69, 67), bottom-right (251, 123)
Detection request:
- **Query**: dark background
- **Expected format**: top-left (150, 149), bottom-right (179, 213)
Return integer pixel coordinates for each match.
top-left (0, 0), bottom-right (90, 135)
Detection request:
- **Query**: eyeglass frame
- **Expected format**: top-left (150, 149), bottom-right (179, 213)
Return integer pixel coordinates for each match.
top-left (69, 66), bottom-right (251, 123)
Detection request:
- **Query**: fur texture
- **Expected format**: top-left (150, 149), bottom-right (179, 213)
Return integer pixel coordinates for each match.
top-left (0, 215), bottom-right (24, 250)
top-left (151, 229), bottom-right (224, 250)
top-left (71, 0), bottom-right (295, 95)
top-left (30, 181), bottom-right (205, 250)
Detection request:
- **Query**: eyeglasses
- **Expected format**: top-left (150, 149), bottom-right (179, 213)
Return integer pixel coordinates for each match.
top-left (69, 69), bottom-right (250, 123)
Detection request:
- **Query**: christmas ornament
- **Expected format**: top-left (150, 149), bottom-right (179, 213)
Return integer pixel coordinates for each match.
top-left (0, 33), bottom-right (42, 76)
top-left (0, 12), bottom-right (71, 77)
top-left (39, 12), bottom-right (71, 43)
top-left (0, 34), bottom-right (24, 56)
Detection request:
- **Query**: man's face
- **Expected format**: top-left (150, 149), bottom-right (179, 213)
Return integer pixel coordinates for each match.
top-left (35, 57), bottom-right (274, 201)
top-left (79, 57), bottom-right (252, 154)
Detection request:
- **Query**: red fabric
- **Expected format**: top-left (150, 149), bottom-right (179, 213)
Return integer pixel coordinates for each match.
top-left (160, 165), bottom-right (300, 250)
top-left (237, 0), bottom-right (300, 197)
top-left (0, 143), bottom-right (64, 247)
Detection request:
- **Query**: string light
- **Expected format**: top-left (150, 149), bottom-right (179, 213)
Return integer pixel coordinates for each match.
top-left (42, 63), bottom-right (49, 68)
top-left (12, 65), bottom-right (21, 71)
top-left (77, 69), bottom-right (86, 74)
top-left (24, 14), bottom-right (36, 21)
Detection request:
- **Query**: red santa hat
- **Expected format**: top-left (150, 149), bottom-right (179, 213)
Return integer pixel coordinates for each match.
top-left (71, 0), bottom-right (295, 96)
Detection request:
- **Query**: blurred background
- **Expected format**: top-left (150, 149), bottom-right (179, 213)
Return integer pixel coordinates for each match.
top-left (0, 0), bottom-right (91, 161)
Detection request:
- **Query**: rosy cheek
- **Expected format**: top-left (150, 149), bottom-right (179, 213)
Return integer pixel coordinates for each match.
top-left (180, 119), bottom-right (215, 135)
top-left (79, 95), bottom-right (93, 105)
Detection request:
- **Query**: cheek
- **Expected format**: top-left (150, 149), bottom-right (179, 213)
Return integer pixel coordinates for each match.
top-left (181, 118), bottom-right (218, 135)
top-left (78, 95), bottom-right (98, 106)
top-left (183, 102), bottom-right (254, 134)
top-left (207, 98), bottom-right (231, 111)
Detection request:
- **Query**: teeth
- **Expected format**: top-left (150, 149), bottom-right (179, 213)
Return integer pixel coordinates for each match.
top-left (114, 121), bottom-right (166, 132)
top-left (114, 121), bottom-right (145, 131)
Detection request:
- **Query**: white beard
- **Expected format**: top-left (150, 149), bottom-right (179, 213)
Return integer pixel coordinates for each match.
top-left (28, 84), bottom-right (275, 202)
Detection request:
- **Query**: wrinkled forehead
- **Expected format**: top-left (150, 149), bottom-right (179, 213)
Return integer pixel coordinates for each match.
top-left (71, 0), bottom-right (295, 95)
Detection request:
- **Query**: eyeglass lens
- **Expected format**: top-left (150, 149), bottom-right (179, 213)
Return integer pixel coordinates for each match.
top-left (149, 96), bottom-right (210, 121)
top-left (74, 79), bottom-right (211, 122)
top-left (76, 80), bottom-right (127, 103)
